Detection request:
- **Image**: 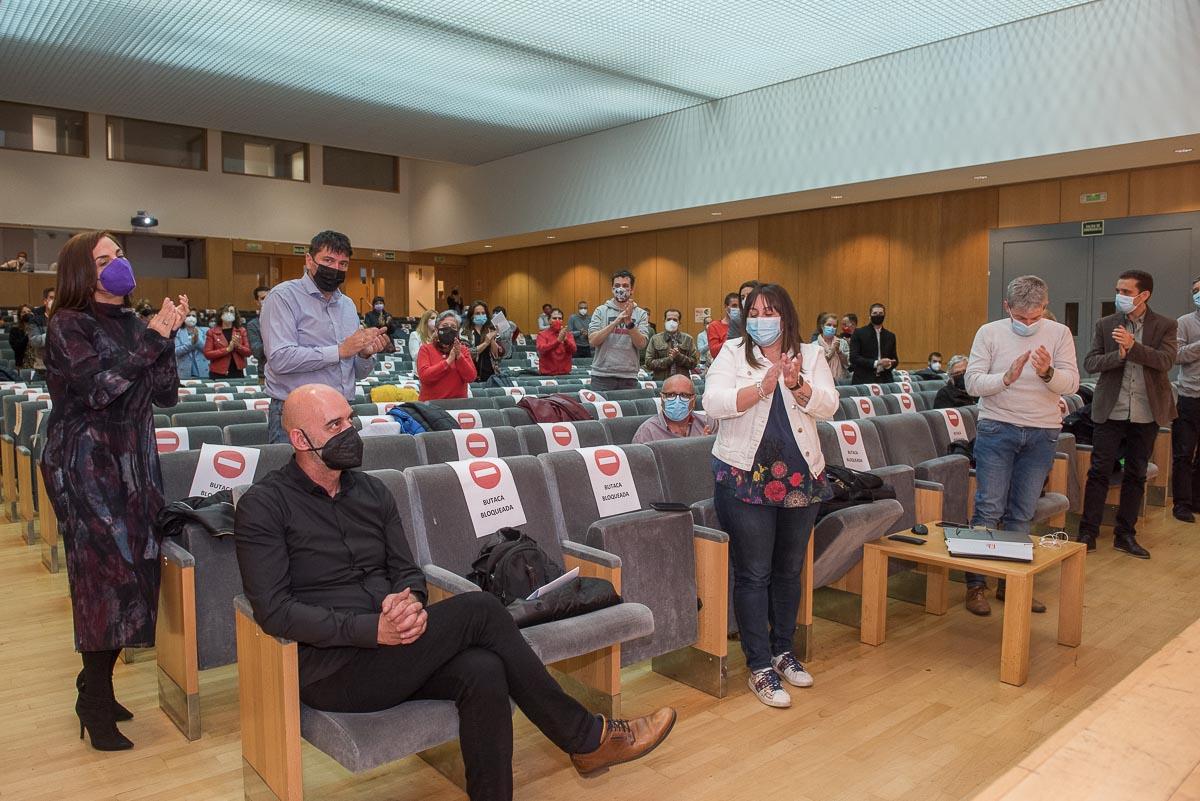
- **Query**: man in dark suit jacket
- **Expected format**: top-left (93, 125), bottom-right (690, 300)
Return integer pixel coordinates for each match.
top-left (1079, 269), bottom-right (1178, 558)
top-left (849, 302), bottom-right (899, 384)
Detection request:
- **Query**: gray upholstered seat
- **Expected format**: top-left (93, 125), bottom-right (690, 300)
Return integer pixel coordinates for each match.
top-left (598, 414), bottom-right (651, 445)
top-left (584, 400), bottom-right (641, 421)
top-left (816, 420), bottom-right (917, 531)
top-left (429, 397), bottom-right (500, 409)
top-left (223, 423), bottom-right (270, 446)
top-left (361, 434), bottom-right (424, 470)
top-left (171, 409), bottom-right (267, 428)
top-left (159, 442), bottom-right (295, 502)
top-left (880, 393), bottom-right (928, 414)
top-left (500, 406), bottom-right (536, 426)
top-left (871, 413), bottom-right (971, 524)
top-left (415, 427), bottom-right (525, 464)
top-left (444, 407), bottom-right (509, 429)
top-left (515, 421), bottom-right (610, 455)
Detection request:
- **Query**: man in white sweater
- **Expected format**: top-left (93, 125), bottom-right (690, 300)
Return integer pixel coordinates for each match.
top-left (962, 275), bottom-right (1080, 616)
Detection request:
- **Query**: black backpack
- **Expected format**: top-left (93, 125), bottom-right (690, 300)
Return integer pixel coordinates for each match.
top-left (1062, 405), bottom-right (1093, 445)
top-left (947, 438), bottom-right (976, 466)
top-left (467, 527), bottom-right (563, 605)
top-left (817, 464), bottom-right (897, 522)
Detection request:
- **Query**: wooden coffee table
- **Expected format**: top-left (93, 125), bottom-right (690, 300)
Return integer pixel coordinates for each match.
top-left (860, 524), bottom-right (1086, 686)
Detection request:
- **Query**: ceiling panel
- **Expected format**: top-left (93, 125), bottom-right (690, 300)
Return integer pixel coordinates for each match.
top-left (0, 0), bottom-right (1090, 164)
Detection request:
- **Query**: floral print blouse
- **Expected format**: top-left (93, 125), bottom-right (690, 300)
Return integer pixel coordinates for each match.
top-left (713, 383), bottom-right (831, 508)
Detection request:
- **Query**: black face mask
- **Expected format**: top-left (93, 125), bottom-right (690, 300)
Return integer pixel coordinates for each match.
top-left (952, 374), bottom-right (966, 390)
top-left (301, 426), bottom-right (363, 470)
top-left (870, 314), bottom-right (885, 326)
top-left (312, 263), bottom-right (346, 293)
top-left (437, 328), bottom-right (459, 348)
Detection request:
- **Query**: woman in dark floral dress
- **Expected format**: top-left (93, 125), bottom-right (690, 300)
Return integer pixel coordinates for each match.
top-left (41, 231), bottom-right (186, 750)
top-left (702, 284), bottom-right (840, 709)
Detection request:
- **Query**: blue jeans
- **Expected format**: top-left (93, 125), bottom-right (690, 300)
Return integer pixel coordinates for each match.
top-left (267, 398), bottom-right (288, 444)
top-left (714, 482), bottom-right (820, 671)
top-left (965, 418), bottom-right (1059, 589)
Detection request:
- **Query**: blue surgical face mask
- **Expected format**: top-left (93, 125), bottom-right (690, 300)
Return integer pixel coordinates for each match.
top-left (746, 316), bottom-right (782, 346)
top-left (727, 307), bottom-right (741, 322)
top-left (1193, 291), bottom-right (1200, 309)
top-left (663, 395), bottom-right (692, 422)
top-left (822, 324), bottom-right (836, 337)
top-left (1010, 315), bottom-right (1040, 337)
top-left (1114, 293), bottom-right (1137, 314)
top-left (472, 314), bottom-right (487, 326)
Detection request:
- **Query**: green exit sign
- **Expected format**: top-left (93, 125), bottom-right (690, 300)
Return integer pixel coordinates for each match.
top-left (1080, 192), bottom-right (1108, 204)
top-left (245, 242), bottom-right (263, 252)
top-left (383, 251), bottom-right (396, 261)
top-left (292, 245), bottom-right (307, 255)
top-left (1081, 220), bottom-right (1104, 237)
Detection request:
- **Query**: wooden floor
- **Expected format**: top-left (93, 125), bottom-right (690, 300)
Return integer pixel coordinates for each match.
top-left (2, 505), bottom-right (1199, 801)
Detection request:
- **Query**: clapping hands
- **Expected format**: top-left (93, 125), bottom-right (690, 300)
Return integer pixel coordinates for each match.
top-left (148, 295), bottom-right (188, 338)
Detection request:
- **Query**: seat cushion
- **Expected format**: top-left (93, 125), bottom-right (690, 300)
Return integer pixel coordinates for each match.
top-left (520, 601), bottom-right (654, 664)
top-left (300, 700), bottom-right (463, 773)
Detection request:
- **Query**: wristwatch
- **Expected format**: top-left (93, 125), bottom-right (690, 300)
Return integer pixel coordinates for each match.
top-left (786, 376), bottom-right (805, 392)
top-left (1040, 366), bottom-right (1055, 383)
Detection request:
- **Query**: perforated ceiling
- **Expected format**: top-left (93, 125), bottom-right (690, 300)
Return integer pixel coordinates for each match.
top-left (1, 0), bottom-right (1090, 164)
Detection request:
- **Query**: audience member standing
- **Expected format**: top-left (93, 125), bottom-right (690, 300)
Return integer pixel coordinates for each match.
top-left (40, 231), bottom-right (186, 751)
top-left (644, 308), bottom-right (699, 381)
top-left (23, 287), bottom-right (55, 379)
top-left (706, 292), bottom-right (742, 361)
top-left (961, 275), bottom-right (1078, 616)
top-left (839, 313), bottom-right (857, 341)
top-left (1078, 270), bottom-right (1176, 558)
top-left (567, 300), bottom-right (592, 358)
top-left (535, 307), bottom-right (576, 375)
top-left (417, 311), bottom-right (476, 400)
top-left (849, 303), bottom-right (898, 384)
top-left (260, 230), bottom-right (389, 444)
top-left (244, 285), bottom-right (270, 370)
top-left (537, 303), bottom-right (553, 331)
top-left (812, 312), bottom-right (849, 382)
top-left (704, 283), bottom-right (837, 708)
top-left (588, 270), bottom-right (649, 391)
top-left (1172, 276), bottom-right (1200, 522)
top-left (464, 300), bottom-right (505, 384)
top-left (446, 287), bottom-right (464, 313)
top-left (175, 312), bottom-right (210, 379)
top-left (203, 304), bottom-right (251, 379)
top-left (9, 304), bottom-right (32, 370)
top-left (409, 309), bottom-right (437, 361)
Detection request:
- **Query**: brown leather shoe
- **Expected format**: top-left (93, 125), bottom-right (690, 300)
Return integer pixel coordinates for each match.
top-left (965, 586), bottom-right (991, 616)
top-left (571, 708), bottom-right (677, 776)
top-left (995, 584), bottom-right (1047, 613)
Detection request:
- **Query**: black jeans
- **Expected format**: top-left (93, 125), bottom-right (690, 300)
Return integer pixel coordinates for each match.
top-left (1172, 396), bottom-right (1200, 508)
top-left (1079, 418), bottom-right (1159, 539)
top-left (300, 592), bottom-right (597, 801)
top-left (714, 482), bottom-right (819, 672)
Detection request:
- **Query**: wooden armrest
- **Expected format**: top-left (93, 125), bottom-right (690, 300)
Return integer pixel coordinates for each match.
top-left (694, 533), bottom-right (729, 658)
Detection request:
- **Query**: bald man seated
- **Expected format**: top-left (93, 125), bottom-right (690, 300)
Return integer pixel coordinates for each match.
top-left (633, 375), bottom-right (711, 444)
top-left (234, 384), bottom-right (676, 801)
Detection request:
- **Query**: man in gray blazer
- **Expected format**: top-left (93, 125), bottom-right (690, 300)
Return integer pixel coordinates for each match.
top-left (1079, 269), bottom-right (1177, 558)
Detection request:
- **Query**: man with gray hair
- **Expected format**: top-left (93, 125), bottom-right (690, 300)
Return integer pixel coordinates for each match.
top-left (960, 275), bottom-right (1079, 616)
top-left (1172, 275), bottom-right (1200, 522)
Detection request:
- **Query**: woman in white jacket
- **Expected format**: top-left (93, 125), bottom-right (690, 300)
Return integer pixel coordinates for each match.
top-left (703, 284), bottom-right (839, 708)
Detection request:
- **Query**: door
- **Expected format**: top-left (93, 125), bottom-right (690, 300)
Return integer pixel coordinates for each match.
top-left (998, 236), bottom-right (1091, 363)
top-left (408, 264), bottom-right (436, 318)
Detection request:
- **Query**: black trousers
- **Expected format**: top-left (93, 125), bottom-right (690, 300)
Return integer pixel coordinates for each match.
top-left (1079, 418), bottom-right (1159, 538)
top-left (1172, 396), bottom-right (1200, 508)
top-left (300, 592), bottom-right (596, 801)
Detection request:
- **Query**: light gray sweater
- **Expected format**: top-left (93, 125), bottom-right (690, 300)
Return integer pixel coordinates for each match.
top-left (964, 318), bottom-right (1080, 429)
top-left (1176, 310), bottom-right (1200, 397)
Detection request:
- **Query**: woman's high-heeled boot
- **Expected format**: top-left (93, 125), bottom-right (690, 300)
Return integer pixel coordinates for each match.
top-left (76, 670), bottom-right (133, 721)
top-left (76, 650), bottom-right (133, 751)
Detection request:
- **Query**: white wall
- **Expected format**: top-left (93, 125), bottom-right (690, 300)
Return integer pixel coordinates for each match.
top-left (0, 113), bottom-right (412, 250)
top-left (409, 0), bottom-right (1200, 249)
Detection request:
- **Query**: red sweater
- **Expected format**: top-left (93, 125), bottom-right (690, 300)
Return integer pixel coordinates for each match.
top-left (536, 326), bottom-right (577, 375)
top-left (203, 326), bottom-right (251, 376)
top-left (706, 319), bottom-right (731, 359)
top-left (417, 341), bottom-right (477, 400)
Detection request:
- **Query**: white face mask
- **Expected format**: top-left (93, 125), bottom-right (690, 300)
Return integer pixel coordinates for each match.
top-left (221, 312), bottom-right (236, 324)
top-left (184, 316), bottom-right (197, 328)
top-left (613, 286), bottom-right (630, 302)
top-left (664, 319), bottom-right (679, 333)
top-left (579, 307), bottom-right (588, 315)
top-left (931, 361), bottom-right (941, 371)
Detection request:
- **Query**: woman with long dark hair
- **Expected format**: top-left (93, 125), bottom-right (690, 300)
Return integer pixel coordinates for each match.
top-left (463, 300), bottom-right (505, 383)
top-left (203, 303), bottom-right (251, 379)
top-left (40, 231), bottom-right (186, 750)
top-left (702, 284), bottom-right (838, 708)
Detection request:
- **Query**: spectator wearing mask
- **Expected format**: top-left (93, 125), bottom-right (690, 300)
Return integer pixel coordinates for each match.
top-left (705, 283), bottom-right (837, 708)
top-left (839, 313), bottom-right (857, 340)
top-left (175, 312), bottom-right (210, 379)
top-left (933, 355), bottom-right (974, 408)
top-left (588, 270), bottom-right (650, 391)
top-left (463, 301), bottom-right (506, 384)
top-left (9, 304), bottom-right (33, 370)
top-left (849, 303), bottom-right (898, 384)
top-left (492, 305), bottom-right (521, 350)
top-left (696, 315), bottom-right (712, 365)
top-left (914, 352), bottom-right (946, 380)
top-left (536, 307), bottom-right (576, 375)
top-left (633, 374), bottom-right (708, 444)
top-left (567, 300), bottom-right (592, 358)
top-left (1, 250), bottom-right (29, 272)
top-left (706, 293), bottom-right (743, 361)
top-left (812, 312), bottom-right (849, 382)
top-left (417, 311), bottom-right (476, 400)
top-left (245, 285), bottom-right (270, 369)
top-left (260, 230), bottom-right (389, 444)
top-left (1173, 276), bottom-right (1200, 523)
top-left (364, 296), bottom-right (391, 330)
top-left (644, 308), bottom-right (699, 381)
top-left (962, 275), bottom-right (1079, 617)
top-left (204, 304), bottom-right (251, 379)
top-left (25, 288), bottom-right (55, 378)
top-left (1078, 269), bottom-right (1177, 557)
top-left (446, 287), bottom-right (464, 313)
top-left (409, 309), bottom-right (437, 362)
top-left (33, 286), bottom-right (54, 328)
top-left (537, 303), bottom-right (553, 331)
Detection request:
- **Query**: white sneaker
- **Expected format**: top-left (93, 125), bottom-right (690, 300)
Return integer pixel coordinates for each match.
top-left (748, 668), bottom-right (792, 708)
top-left (771, 652), bottom-right (814, 688)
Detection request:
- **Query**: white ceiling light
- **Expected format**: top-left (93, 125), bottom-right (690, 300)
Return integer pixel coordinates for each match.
top-left (710, 211), bottom-right (723, 216)
top-left (546, 235), bottom-right (556, 239)
top-left (1176, 147), bottom-right (1194, 154)
top-left (973, 175), bottom-right (989, 180)
top-left (830, 194), bottom-right (844, 200)
top-left (0, 0), bottom-right (1092, 165)
top-left (619, 224), bottom-right (630, 229)
top-left (483, 244), bottom-right (493, 248)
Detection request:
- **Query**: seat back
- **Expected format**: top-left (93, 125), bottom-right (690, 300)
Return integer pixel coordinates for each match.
top-left (920, 408), bottom-right (977, 455)
top-left (362, 435), bottom-right (424, 470)
top-left (645, 435), bottom-right (717, 506)
top-left (223, 423), bottom-right (270, 446)
top-left (157, 402), bottom-right (219, 415)
top-left (515, 420), bottom-right (610, 455)
top-left (415, 428), bottom-right (525, 464)
top-left (871, 414), bottom-right (940, 466)
top-left (880, 393), bottom-right (927, 414)
top-left (599, 414), bottom-right (652, 445)
top-left (538, 444), bottom-right (666, 540)
top-left (159, 442), bottom-right (294, 502)
top-left (153, 425), bottom-right (225, 454)
top-left (499, 407), bottom-right (536, 426)
top-left (14, 400), bottom-right (49, 448)
top-left (815, 419), bottom-right (890, 471)
top-left (429, 397), bottom-right (500, 410)
top-left (171, 409), bottom-right (266, 428)
top-left (444, 408), bottom-right (509, 429)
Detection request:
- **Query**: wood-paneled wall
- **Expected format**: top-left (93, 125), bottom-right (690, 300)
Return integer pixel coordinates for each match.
top-left (468, 161), bottom-right (1200, 365)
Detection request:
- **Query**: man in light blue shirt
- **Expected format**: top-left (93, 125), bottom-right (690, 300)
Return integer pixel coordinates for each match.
top-left (261, 230), bottom-right (389, 443)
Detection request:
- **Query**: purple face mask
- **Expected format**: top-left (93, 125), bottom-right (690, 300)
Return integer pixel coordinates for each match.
top-left (99, 257), bottom-right (137, 296)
